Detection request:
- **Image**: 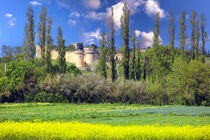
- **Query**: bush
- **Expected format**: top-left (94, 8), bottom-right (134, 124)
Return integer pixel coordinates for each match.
top-left (34, 91), bottom-right (68, 103)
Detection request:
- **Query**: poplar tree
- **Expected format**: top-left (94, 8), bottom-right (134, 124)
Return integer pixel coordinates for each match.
top-left (180, 11), bottom-right (186, 57)
top-left (169, 10), bottom-right (175, 62)
top-left (38, 7), bottom-right (47, 59)
top-left (136, 39), bottom-right (141, 80)
top-left (152, 13), bottom-right (160, 80)
top-left (97, 32), bottom-right (108, 79)
top-left (201, 13), bottom-right (207, 63)
top-left (24, 6), bottom-right (35, 60)
top-left (143, 53), bottom-right (146, 81)
top-left (191, 11), bottom-right (196, 60)
top-left (130, 29), bottom-right (136, 80)
top-left (46, 18), bottom-right (53, 73)
top-left (195, 18), bottom-right (200, 59)
top-left (109, 7), bottom-right (117, 82)
top-left (121, 3), bottom-right (130, 80)
top-left (57, 26), bottom-right (66, 74)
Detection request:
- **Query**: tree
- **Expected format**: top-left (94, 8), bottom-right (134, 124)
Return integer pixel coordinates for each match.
top-left (191, 11), bottom-right (196, 60)
top-left (108, 8), bottom-right (117, 82)
top-left (1, 45), bottom-right (14, 63)
top-left (136, 39), bottom-right (141, 80)
top-left (143, 53), bottom-right (146, 81)
top-left (152, 13), bottom-right (160, 81)
top-left (121, 3), bottom-right (130, 80)
top-left (97, 32), bottom-right (108, 79)
top-left (130, 29), bottom-right (136, 80)
top-left (38, 7), bottom-right (47, 59)
top-left (195, 18), bottom-right (200, 60)
top-left (180, 11), bottom-right (186, 57)
top-left (168, 10), bottom-right (175, 62)
top-left (57, 26), bottom-right (66, 74)
top-left (25, 6), bottom-right (35, 60)
top-left (201, 13), bottom-right (207, 63)
top-left (46, 18), bottom-right (53, 73)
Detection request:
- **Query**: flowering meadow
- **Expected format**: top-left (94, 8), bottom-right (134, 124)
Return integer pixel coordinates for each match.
top-left (0, 121), bottom-right (209, 140)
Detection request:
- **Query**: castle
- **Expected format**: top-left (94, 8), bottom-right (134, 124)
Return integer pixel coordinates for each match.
top-left (36, 43), bottom-right (145, 69)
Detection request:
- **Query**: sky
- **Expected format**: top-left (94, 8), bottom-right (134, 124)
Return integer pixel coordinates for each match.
top-left (0, 0), bottom-right (210, 52)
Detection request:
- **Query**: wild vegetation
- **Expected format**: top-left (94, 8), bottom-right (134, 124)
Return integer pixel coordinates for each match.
top-left (0, 3), bottom-right (209, 106)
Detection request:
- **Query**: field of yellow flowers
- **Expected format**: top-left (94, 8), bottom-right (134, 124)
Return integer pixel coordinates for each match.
top-left (0, 121), bottom-right (209, 140)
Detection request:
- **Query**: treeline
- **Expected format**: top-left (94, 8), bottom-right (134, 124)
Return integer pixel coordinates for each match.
top-left (0, 3), bottom-right (209, 106)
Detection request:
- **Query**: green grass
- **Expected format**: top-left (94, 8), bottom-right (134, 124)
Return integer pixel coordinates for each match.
top-left (0, 103), bottom-right (209, 126)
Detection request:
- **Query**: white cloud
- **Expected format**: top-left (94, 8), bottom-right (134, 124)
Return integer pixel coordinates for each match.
top-left (5, 13), bottom-right (13, 18)
top-left (8, 17), bottom-right (16, 28)
top-left (135, 29), bottom-right (162, 49)
top-left (83, 29), bottom-right (101, 44)
top-left (122, 0), bottom-right (144, 15)
top-left (84, 11), bottom-right (107, 20)
top-left (68, 11), bottom-right (80, 25)
top-left (85, 0), bottom-right (101, 9)
top-left (145, 0), bottom-right (165, 18)
top-left (5, 13), bottom-right (16, 28)
top-left (107, 2), bottom-right (125, 29)
top-left (69, 11), bottom-right (80, 18)
top-left (30, 1), bottom-right (42, 6)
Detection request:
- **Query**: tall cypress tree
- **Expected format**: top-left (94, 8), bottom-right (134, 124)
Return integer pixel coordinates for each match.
top-left (136, 39), bottom-right (141, 80)
top-left (57, 26), bottom-right (66, 74)
top-left (130, 29), bottom-right (136, 80)
top-left (121, 3), bottom-right (130, 80)
top-left (38, 7), bottom-right (47, 59)
top-left (24, 6), bottom-right (35, 60)
top-left (201, 13), bottom-right (207, 63)
top-left (152, 13), bottom-right (160, 81)
top-left (180, 11), bottom-right (186, 57)
top-left (109, 7), bottom-right (117, 82)
top-left (195, 18), bottom-right (200, 60)
top-left (97, 32), bottom-right (108, 79)
top-left (143, 53), bottom-right (146, 81)
top-left (46, 18), bottom-right (53, 73)
top-left (191, 11), bottom-right (196, 60)
top-left (169, 10), bottom-right (175, 62)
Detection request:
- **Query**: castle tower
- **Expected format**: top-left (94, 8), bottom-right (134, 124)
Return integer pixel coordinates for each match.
top-left (75, 49), bottom-right (85, 68)
top-left (84, 48), bottom-right (99, 65)
top-left (36, 45), bottom-right (42, 58)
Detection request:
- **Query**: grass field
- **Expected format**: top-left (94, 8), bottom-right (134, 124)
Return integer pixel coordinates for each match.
top-left (0, 103), bottom-right (210, 139)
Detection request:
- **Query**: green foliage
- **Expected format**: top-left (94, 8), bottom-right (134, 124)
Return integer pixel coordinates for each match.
top-left (38, 7), bottom-right (47, 59)
top-left (180, 11), bottom-right (186, 57)
top-left (121, 3), bottom-right (130, 80)
top-left (24, 6), bottom-right (35, 59)
top-left (166, 57), bottom-right (210, 105)
top-left (109, 8), bottom-right (117, 82)
top-left (57, 26), bottom-right (66, 74)
top-left (66, 63), bottom-right (81, 75)
top-left (34, 91), bottom-right (67, 103)
top-left (46, 18), bottom-right (53, 73)
top-left (97, 32), bottom-right (108, 79)
top-left (130, 29), bottom-right (136, 80)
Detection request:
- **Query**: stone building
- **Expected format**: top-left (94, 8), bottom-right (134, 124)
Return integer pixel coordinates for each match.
top-left (36, 43), bottom-right (146, 69)
top-left (36, 43), bottom-right (100, 69)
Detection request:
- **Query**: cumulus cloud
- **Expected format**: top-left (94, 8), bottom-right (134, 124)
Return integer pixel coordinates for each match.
top-left (122, 0), bottom-right (144, 15)
top-left (30, 1), bottom-right (42, 6)
top-left (85, 0), bottom-right (101, 9)
top-left (145, 0), bottom-right (166, 18)
top-left (107, 2), bottom-right (124, 29)
top-left (135, 30), bottom-right (162, 49)
top-left (83, 29), bottom-right (101, 45)
top-left (84, 11), bottom-right (107, 20)
top-left (5, 13), bottom-right (16, 28)
top-left (68, 11), bottom-right (80, 25)
top-left (5, 13), bottom-right (13, 18)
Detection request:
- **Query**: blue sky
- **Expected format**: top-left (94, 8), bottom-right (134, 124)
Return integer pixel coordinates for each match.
top-left (0, 0), bottom-right (209, 52)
